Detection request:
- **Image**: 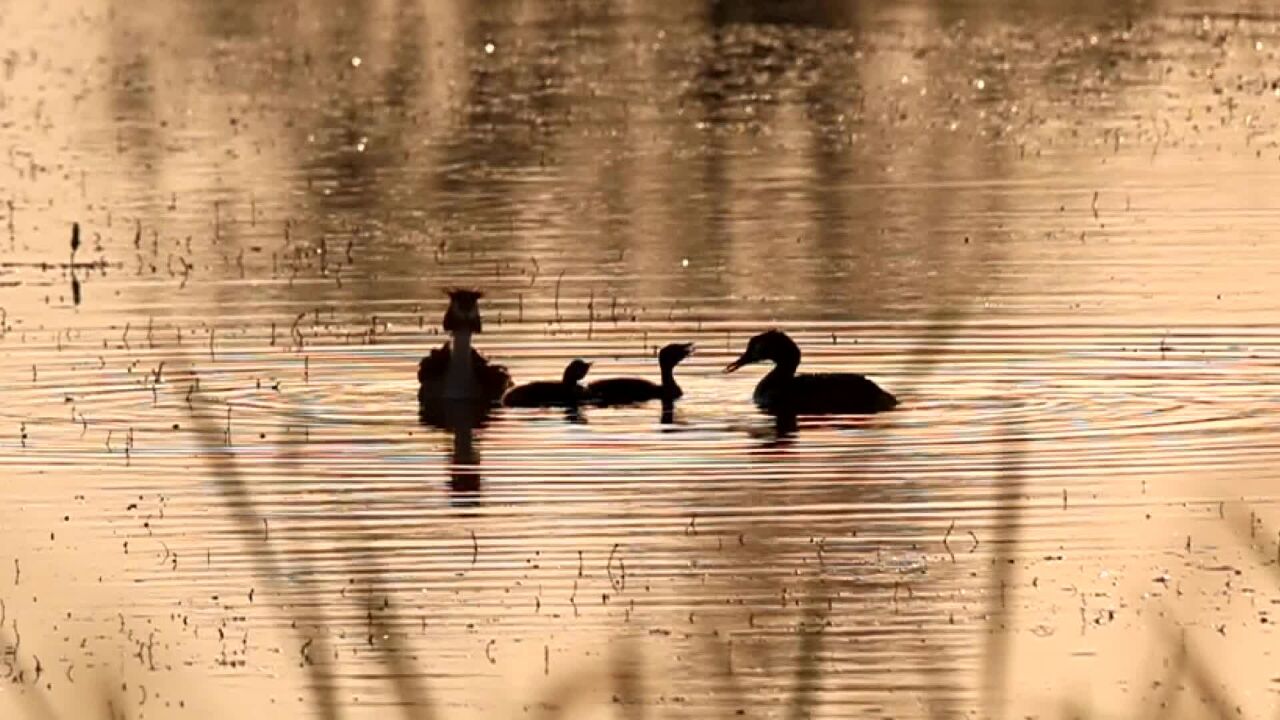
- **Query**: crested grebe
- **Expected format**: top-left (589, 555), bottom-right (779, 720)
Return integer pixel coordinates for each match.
top-left (502, 359), bottom-right (592, 407)
top-left (418, 289), bottom-right (512, 405)
top-left (725, 330), bottom-right (896, 414)
top-left (587, 342), bottom-right (694, 406)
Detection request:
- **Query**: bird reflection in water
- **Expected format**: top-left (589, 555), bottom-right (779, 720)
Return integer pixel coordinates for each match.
top-left (418, 398), bottom-right (491, 505)
top-left (660, 399), bottom-right (676, 426)
top-left (417, 289), bottom-right (511, 504)
top-left (740, 411), bottom-right (798, 449)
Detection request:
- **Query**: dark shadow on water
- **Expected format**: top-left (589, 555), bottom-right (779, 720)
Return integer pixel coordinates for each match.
top-left (738, 412), bottom-right (797, 449)
top-left (980, 413), bottom-right (1025, 717)
top-left (417, 399), bottom-right (586, 504)
top-left (660, 399), bottom-right (676, 426)
top-left (747, 410), bottom-right (899, 446)
top-left (418, 398), bottom-right (495, 505)
top-left (564, 404), bottom-right (588, 425)
top-left (417, 396), bottom-right (496, 432)
top-left (447, 424), bottom-right (483, 505)
top-left (707, 0), bottom-right (864, 29)
top-left (182, 382), bottom-right (343, 720)
top-left (771, 413), bottom-right (799, 439)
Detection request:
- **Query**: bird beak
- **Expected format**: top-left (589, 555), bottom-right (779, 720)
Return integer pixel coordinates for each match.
top-left (684, 344), bottom-right (697, 356)
top-left (724, 351), bottom-right (750, 373)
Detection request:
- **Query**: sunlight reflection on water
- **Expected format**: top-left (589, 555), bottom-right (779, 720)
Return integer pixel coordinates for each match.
top-left (2, 0), bottom-right (1280, 718)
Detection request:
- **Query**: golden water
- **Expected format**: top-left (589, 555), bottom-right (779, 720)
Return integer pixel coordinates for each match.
top-left (2, 1), bottom-right (1280, 718)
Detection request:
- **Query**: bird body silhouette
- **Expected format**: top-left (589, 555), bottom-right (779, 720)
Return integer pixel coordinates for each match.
top-left (587, 342), bottom-right (694, 406)
top-left (725, 330), bottom-right (896, 415)
top-left (503, 359), bottom-right (592, 407)
top-left (417, 289), bottom-right (512, 407)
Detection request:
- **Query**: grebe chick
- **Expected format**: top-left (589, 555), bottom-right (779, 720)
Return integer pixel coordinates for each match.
top-left (503, 359), bottom-right (592, 407)
top-left (587, 342), bottom-right (694, 406)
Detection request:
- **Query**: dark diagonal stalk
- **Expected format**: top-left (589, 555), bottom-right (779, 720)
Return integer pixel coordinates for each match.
top-left (183, 384), bottom-right (341, 720)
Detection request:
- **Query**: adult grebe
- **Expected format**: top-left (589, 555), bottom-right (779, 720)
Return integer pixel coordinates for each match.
top-left (502, 359), bottom-right (592, 407)
top-left (587, 342), bottom-right (694, 406)
top-left (417, 289), bottom-right (512, 406)
top-left (725, 330), bottom-right (897, 414)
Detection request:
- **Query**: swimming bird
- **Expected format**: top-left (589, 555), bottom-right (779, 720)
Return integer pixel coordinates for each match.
top-left (418, 289), bottom-right (513, 407)
top-left (587, 342), bottom-right (695, 406)
top-left (724, 330), bottom-right (897, 414)
top-left (503, 359), bottom-right (592, 407)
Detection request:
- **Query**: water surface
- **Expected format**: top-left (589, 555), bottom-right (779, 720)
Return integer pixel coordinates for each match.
top-left (2, 1), bottom-right (1280, 718)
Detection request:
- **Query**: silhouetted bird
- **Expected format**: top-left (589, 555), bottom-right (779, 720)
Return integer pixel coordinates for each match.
top-left (725, 330), bottom-right (897, 414)
top-left (418, 289), bottom-right (512, 406)
top-left (587, 342), bottom-right (694, 406)
top-left (503, 359), bottom-right (592, 408)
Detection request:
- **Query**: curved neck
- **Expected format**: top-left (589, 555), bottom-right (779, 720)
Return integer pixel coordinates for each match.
top-left (756, 357), bottom-right (797, 405)
top-left (660, 363), bottom-right (680, 395)
top-left (763, 360), bottom-right (797, 385)
top-left (754, 339), bottom-right (799, 405)
top-left (763, 341), bottom-right (800, 385)
top-left (768, 345), bottom-right (800, 377)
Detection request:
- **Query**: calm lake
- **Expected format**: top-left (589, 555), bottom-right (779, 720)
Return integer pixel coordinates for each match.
top-left (3, 0), bottom-right (1280, 718)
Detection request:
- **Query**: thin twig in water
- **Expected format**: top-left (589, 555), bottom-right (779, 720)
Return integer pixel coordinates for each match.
top-left (554, 270), bottom-right (565, 324)
top-left (606, 543), bottom-right (622, 592)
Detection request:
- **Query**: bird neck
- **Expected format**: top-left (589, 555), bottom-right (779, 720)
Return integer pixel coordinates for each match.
top-left (660, 363), bottom-right (680, 396)
top-left (754, 341), bottom-right (799, 406)
top-left (763, 363), bottom-right (795, 385)
top-left (768, 339), bottom-right (801, 376)
top-left (763, 354), bottom-right (799, 384)
top-left (444, 330), bottom-right (475, 398)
